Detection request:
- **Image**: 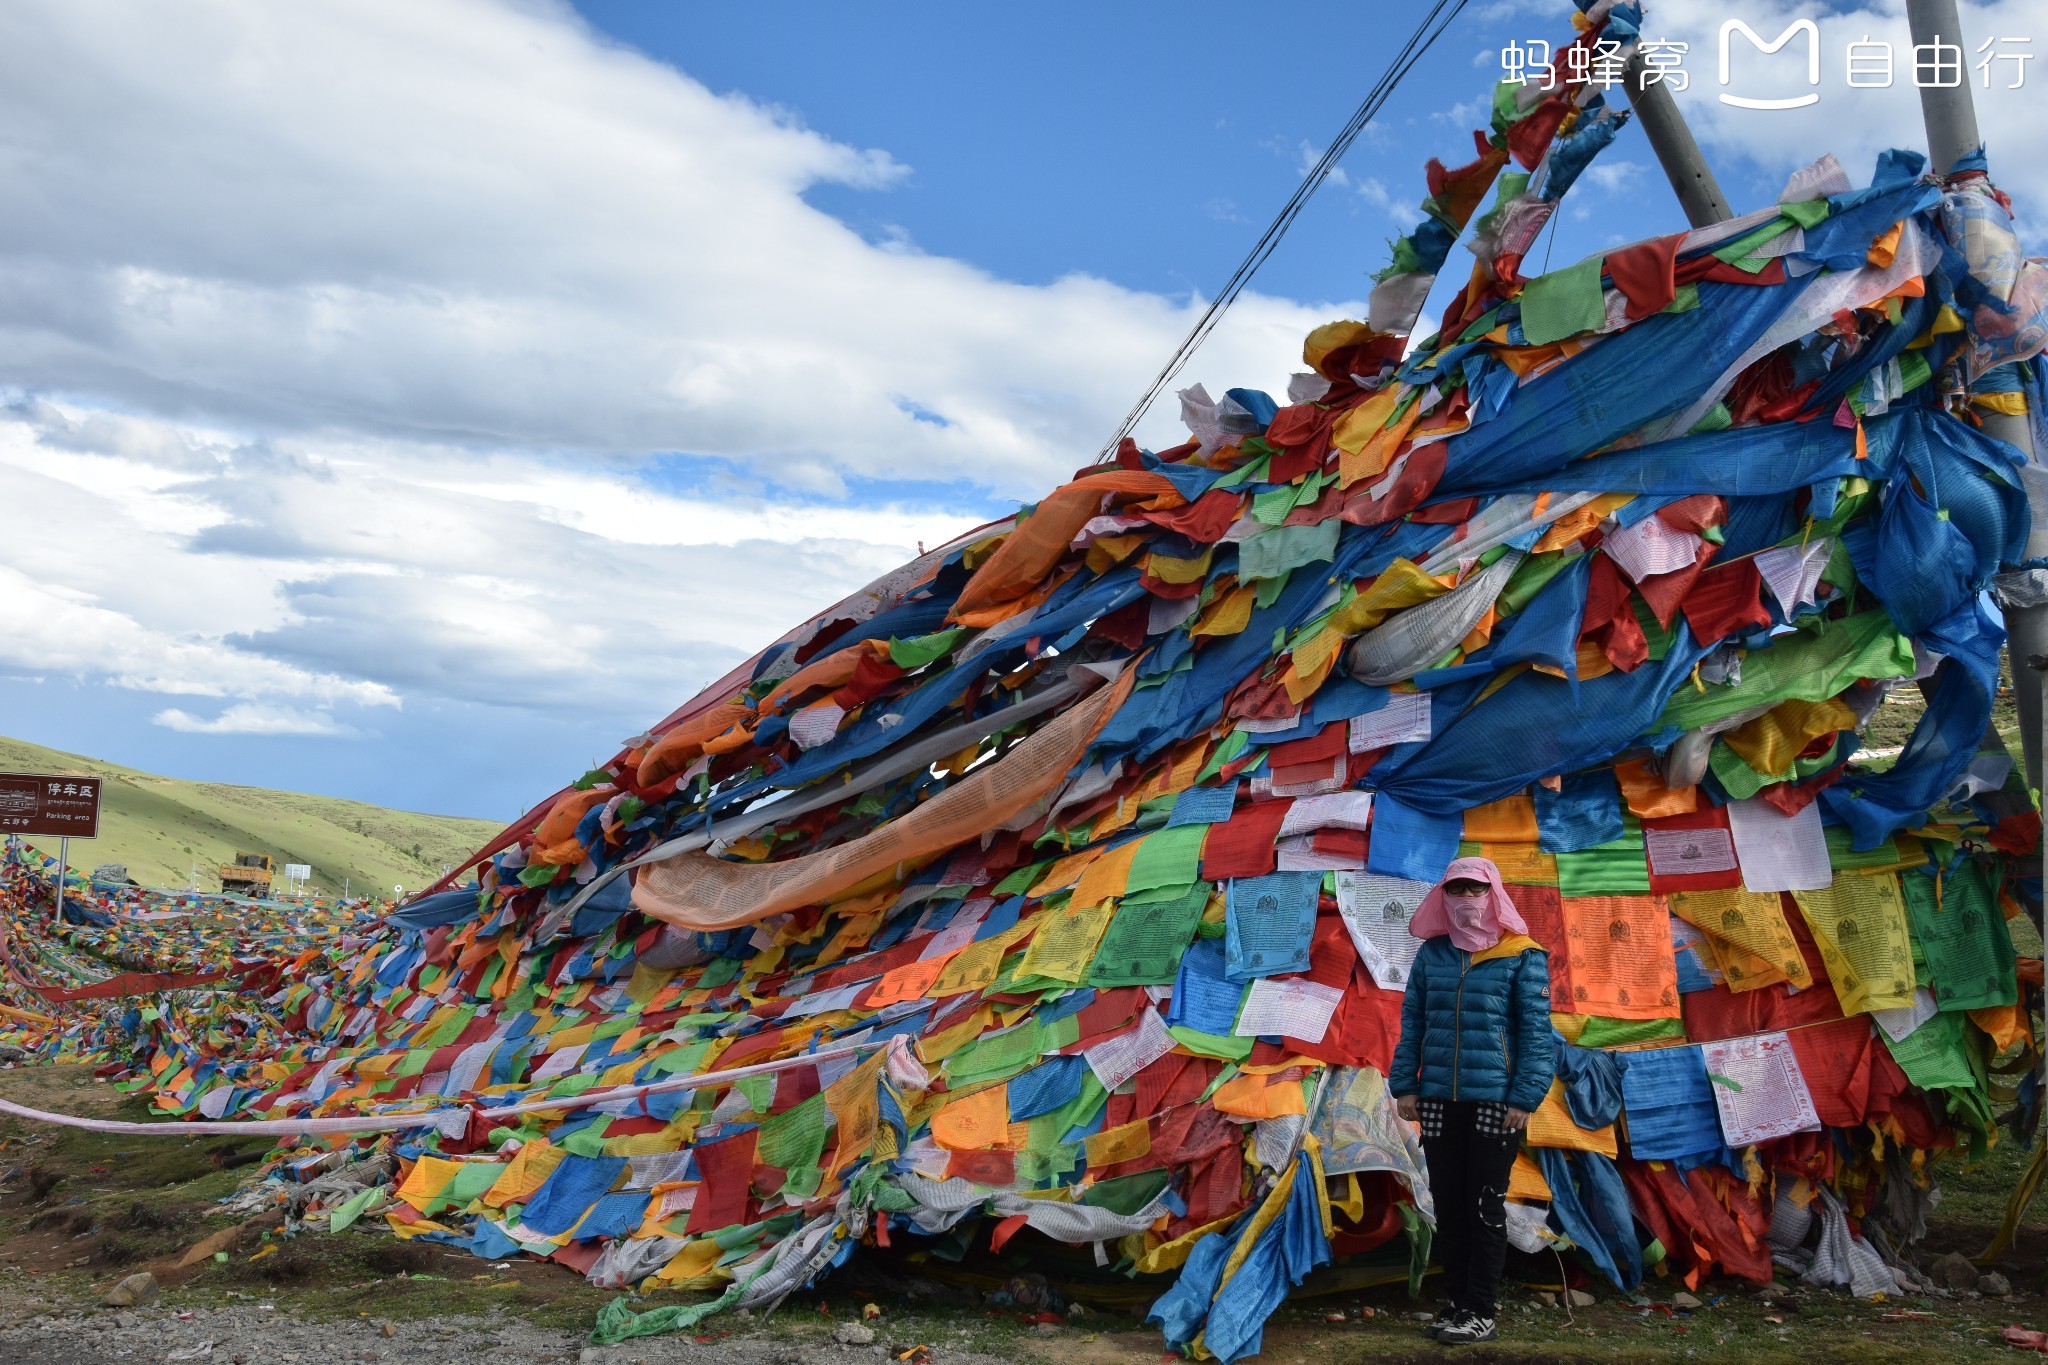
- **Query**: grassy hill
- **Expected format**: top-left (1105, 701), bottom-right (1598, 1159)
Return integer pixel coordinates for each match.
top-left (0, 734), bottom-right (503, 896)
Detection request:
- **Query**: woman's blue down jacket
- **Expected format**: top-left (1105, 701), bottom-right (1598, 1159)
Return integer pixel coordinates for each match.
top-left (1388, 935), bottom-right (1554, 1112)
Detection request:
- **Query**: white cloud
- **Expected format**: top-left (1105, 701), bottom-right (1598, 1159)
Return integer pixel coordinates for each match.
top-left (1473, 0), bottom-right (1575, 23)
top-left (0, 399), bottom-right (986, 725)
top-left (1295, 141), bottom-right (1350, 187)
top-left (0, 0), bottom-right (1354, 501)
top-left (1581, 161), bottom-right (1645, 195)
top-left (0, 557), bottom-right (397, 708)
top-left (1355, 175), bottom-right (1427, 231)
top-left (153, 703), bottom-right (362, 737)
top-left (0, 0), bottom-right (1375, 752)
top-left (1643, 1), bottom-right (2048, 233)
top-left (1432, 96), bottom-right (1488, 128)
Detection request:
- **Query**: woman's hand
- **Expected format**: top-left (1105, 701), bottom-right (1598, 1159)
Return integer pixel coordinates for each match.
top-left (1396, 1095), bottom-right (1419, 1123)
top-left (1504, 1107), bottom-right (1531, 1133)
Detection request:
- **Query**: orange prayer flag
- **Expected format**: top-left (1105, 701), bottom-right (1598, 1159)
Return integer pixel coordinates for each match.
top-left (1613, 757), bottom-right (1697, 819)
top-left (1072, 840), bottom-right (1143, 909)
top-left (1558, 894), bottom-right (1681, 1020)
top-left (932, 1085), bottom-right (1013, 1151)
top-left (1210, 1069), bottom-right (1309, 1120)
top-left (863, 952), bottom-right (958, 1009)
top-left (1464, 793), bottom-right (1539, 843)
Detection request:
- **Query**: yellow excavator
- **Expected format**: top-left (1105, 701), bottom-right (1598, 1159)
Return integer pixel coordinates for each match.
top-left (218, 852), bottom-right (274, 896)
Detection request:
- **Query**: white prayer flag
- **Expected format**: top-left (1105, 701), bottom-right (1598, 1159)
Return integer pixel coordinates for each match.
top-left (1233, 977), bottom-right (1344, 1043)
top-left (1334, 871), bottom-right (1432, 989)
top-left (1700, 1031), bottom-right (1821, 1148)
top-left (1726, 798), bottom-right (1832, 892)
top-left (1348, 692), bottom-right (1432, 753)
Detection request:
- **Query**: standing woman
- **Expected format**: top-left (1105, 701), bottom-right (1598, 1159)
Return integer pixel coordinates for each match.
top-left (1387, 856), bottom-right (1554, 1346)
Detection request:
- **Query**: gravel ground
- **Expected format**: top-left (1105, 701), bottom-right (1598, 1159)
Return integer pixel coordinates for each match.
top-left (0, 1302), bottom-right (1019, 1365)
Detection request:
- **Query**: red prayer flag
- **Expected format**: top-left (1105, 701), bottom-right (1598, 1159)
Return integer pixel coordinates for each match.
top-left (1607, 233), bottom-right (1683, 321)
top-left (684, 1127), bottom-right (759, 1235)
top-left (1680, 558), bottom-right (1772, 647)
top-left (1200, 799), bottom-right (1294, 879)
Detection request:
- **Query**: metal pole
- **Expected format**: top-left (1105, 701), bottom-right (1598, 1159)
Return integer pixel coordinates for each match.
top-left (1899, 1), bottom-right (2045, 783)
top-left (1905, 0), bottom-right (1982, 176)
top-left (53, 836), bottom-right (67, 926)
top-left (1995, 406), bottom-right (2048, 796)
top-left (1621, 50), bottom-right (1733, 227)
top-left (1904, 0), bottom-right (2048, 1127)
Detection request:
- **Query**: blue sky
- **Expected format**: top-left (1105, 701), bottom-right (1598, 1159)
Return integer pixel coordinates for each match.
top-left (578, 1), bottom-right (1688, 311)
top-left (0, 0), bottom-right (2042, 827)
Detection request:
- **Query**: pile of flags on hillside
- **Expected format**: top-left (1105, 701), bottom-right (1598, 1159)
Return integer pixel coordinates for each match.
top-left (4, 3), bottom-right (2048, 1356)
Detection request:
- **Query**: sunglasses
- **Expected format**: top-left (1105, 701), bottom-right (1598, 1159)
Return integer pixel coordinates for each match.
top-left (1442, 880), bottom-right (1488, 895)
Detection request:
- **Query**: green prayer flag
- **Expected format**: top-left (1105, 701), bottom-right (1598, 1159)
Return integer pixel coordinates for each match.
top-left (1083, 1168), bottom-right (1171, 1213)
top-left (1658, 611), bottom-right (1913, 732)
top-left (330, 1185), bottom-right (381, 1233)
top-left (1239, 521), bottom-right (1339, 583)
top-left (1555, 821), bottom-right (1650, 896)
top-left (1900, 861), bottom-right (2018, 1011)
top-left (734, 1074), bottom-right (773, 1114)
top-left (1573, 1015), bottom-right (1685, 1048)
top-left (1519, 253), bottom-right (1608, 345)
top-left (755, 1092), bottom-right (830, 1177)
top-left (1213, 450), bottom-right (1273, 490)
top-left (1881, 1009), bottom-right (1983, 1094)
top-left (946, 1020), bottom-right (1046, 1087)
top-left (1167, 1025), bottom-right (1255, 1061)
top-left (429, 1160), bottom-right (509, 1215)
top-left (1712, 216), bottom-right (1797, 263)
top-left (559, 1119), bottom-right (613, 1157)
top-left (1087, 883), bottom-right (1210, 987)
top-left (1779, 198), bottom-right (1830, 228)
top-left (1197, 730), bottom-right (1250, 784)
top-left (1125, 828), bottom-right (1207, 898)
top-left (1824, 826), bottom-right (1902, 871)
top-left (889, 628), bottom-right (968, 669)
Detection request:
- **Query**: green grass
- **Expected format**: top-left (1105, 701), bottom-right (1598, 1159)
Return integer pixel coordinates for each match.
top-left (0, 732), bottom-right (501, 895)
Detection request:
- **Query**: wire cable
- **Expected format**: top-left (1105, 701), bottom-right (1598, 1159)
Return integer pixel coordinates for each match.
top-left (1100, 0), bottom-right (1475, 458)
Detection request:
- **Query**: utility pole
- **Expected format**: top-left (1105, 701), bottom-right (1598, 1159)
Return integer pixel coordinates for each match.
top-left (1905, 0), bottom-right (1982, 180)
top-left (1903, 0), bottom-right (2048, 1171)
top-left (1902, 2), bottom-right (2048, 769)
top-left (1621, 49), bottom-right (1732, 227)
top-left (1904, 0), bottom-right (2048, 800)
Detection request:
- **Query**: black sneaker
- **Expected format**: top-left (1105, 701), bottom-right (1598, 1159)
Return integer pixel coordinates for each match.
top-left (1436, 1313), bottom-right (1497, 1345)
top-left (1426, 1309), bottom-right (1471, 1341)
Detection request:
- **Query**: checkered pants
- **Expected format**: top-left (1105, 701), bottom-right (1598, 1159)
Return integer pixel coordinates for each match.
top-left (1416, 1097), bottom-right (1513, 1138)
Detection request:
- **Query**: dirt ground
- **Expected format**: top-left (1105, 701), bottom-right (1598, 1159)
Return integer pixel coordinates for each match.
top-left (0, 1065), bottom-right (2043, 1363)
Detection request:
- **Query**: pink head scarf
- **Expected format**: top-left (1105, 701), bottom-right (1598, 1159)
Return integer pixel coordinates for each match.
top-left (1408, 856), bottom-right (1528, 953)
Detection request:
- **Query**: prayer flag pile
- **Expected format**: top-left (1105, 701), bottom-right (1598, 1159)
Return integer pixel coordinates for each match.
top-left (4, 3), bottom-right (2048, 1355)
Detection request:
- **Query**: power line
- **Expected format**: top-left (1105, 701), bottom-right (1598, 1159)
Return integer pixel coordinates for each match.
top-left (1102, 0), bottom-right (1475, 458)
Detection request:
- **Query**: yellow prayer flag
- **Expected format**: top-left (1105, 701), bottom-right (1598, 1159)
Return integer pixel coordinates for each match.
top-left (1790, 874), bottom-right (1916, 1013)
top-left (1085, 1118), bottom-right (1153, 1167)
top-left (1192, 582), bottom-right (1258, 639)
top-left (1724, 696), bottom-right (1857, 777)
top-left (1016, 900), bottom-right (1117, 984)
top-left (1526, 1078), bottom-right (1618, 1157)
top-left (1327, 558), bottom-right (1448, 636)
top-left (928, 920), bottom-right (1035, 998)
